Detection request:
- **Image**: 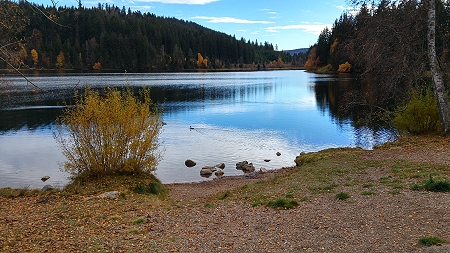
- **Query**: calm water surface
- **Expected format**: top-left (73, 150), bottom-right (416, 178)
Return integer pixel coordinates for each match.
top-left (0, 70), bottom-right (394, 189)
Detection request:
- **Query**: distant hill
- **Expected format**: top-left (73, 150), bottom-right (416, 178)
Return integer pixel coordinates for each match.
top-left (283, 48), bottom-right (309, 56)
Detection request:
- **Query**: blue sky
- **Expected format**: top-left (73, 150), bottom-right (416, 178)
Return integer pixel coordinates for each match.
top-left (32, 0), bottom-right (352, 50)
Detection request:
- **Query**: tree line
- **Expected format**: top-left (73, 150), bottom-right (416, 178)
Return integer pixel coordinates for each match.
top-left (305, 0), bottom-right (450, 131)
top-left (0, 0), bottom-right (306, 71)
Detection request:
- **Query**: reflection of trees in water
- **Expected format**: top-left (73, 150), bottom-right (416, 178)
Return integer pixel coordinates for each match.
top-left (0, 81), bottom-right (277, 132)
top-left (312, 74), bottom-right (398, 148)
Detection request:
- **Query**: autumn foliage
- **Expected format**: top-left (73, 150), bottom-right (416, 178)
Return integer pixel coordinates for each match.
top-left (54, 87), bottom-right (163, 180)
top-left (31, 49), bottom-right (38, 66)
top-left (338, 62), bottom-right (352, 73)
top-left (92, 62), bottom-right (101, 70)
top-left (304, 47), bottom-right (320, 71)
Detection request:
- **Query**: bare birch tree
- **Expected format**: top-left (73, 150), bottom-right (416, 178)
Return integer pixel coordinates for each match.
top-left (427, 0), bottom-right (449, 133)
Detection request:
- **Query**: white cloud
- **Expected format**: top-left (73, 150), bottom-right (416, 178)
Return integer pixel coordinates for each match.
top-left (191, 16), bottom-right (274, 24)
top-left (265, 24), bottom-right (331, 35)
top-left (134, 0), bottom-right (219, 4)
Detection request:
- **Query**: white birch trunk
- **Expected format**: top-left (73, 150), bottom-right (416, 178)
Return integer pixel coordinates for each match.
top-left (428, 0), bottom-right (450, 133)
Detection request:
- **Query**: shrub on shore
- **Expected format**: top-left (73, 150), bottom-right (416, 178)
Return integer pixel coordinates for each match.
top-left (54, 87), bottom-right (163, 181)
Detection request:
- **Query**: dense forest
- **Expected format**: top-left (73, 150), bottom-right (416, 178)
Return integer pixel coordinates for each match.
top-left (0, 0), bottom-right (306, 71)
top-left (305, 0), bottom-right (450, 116)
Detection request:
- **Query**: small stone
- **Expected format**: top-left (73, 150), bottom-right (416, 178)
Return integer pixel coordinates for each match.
top-left (276, 152), bottom-right (281, 156)
top-left (41, 176), bottom-right (50, 182)
top-left (215, 163), bottom-right (226, 169)
top-left (41, 184), bottom-right (54, 192)
top-left (98, 191), bottom-right (119, 199)
top-left (260, 168), bottom-right (268, 174)
top-left (264, 159), bottom-right (270, 162)
top-left (185, 159), bottom-right (197, 167)
top-left (215, 170), bottom-right (224, 177)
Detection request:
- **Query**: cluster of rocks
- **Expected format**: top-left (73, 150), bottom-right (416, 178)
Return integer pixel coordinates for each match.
top-left (199, 163), bottom-right (226, 178)
top-left (185, 160), bottom-right (226, 178)
top-left (185, 151), bottom-right (282, 178)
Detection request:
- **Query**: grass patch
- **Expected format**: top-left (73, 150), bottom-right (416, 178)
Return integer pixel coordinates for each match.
top-left (204, 203), bottom-right (215, 208)
top-left (299, 196), bottom-right (310, 202)
top-left (418, 236), bottom-right (446, 246)
top-left (285, 193), bottom-right (294, 198)
top-left (423, 176), bottom-right (450, 192)
top-left (335, 192), bottom-right (351, 200)
top-left (361, 191), bottom-right (376, 196)
top-left (64, 173), bottom-right (168, 198)
top-left (0, 187), bottom-right (42, 198)
top-left (266, 198), bottom-right (299, 209)
top-left (217, 190), bottom-right (231, 200)
top-left (412, 175), bottom-right (450, 192)
top-left (130, 217), bottom-right (145, 225)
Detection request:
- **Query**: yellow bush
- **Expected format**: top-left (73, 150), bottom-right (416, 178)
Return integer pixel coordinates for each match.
top-left (338, 62), bottom-right (352, 73)
top-left (54, 87), bottom-right (163, 179)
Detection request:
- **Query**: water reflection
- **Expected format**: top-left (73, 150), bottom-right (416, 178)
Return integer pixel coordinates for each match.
top-left (0, 71), bottom-right (396, 188)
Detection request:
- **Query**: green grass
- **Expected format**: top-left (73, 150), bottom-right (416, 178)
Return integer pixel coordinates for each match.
top-left (335, 192), bottom-right (351, 200)
top-left (204, 203), bottom-right (215, 208)
top-left (216, 190), bottom-right (231, 200)
top-left (418, 236), bottom-right (446, 246)
top-left (412, 175), bottom-right (450, 192)
top-left (130, 217), bottom-right (145, 225)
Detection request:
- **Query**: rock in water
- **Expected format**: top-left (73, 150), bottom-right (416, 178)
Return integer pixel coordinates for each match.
top-left (185, 159), bottom-right (197, 167)
top-left (215, 170), bottom-right (224, 177)
top-left (236, 161), bottom-right (255, 173)
top-left (215, 163), bottom-right (226, 169)
top-left (41, 176), bottom-right (50, 182)
top-left (236, 161), bottom-right (249, 170)
top-left (200, 167), bottom-right (214, 177)
top-left (276, 152), bottom-right (281, 156)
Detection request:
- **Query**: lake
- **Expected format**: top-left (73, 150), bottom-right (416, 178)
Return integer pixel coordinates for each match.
top-left (0, 70), bottom-right (395, 189)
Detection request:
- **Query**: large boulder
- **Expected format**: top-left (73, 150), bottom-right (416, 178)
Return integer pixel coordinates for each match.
top-left (185, 159), bottom-right (197, 167)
